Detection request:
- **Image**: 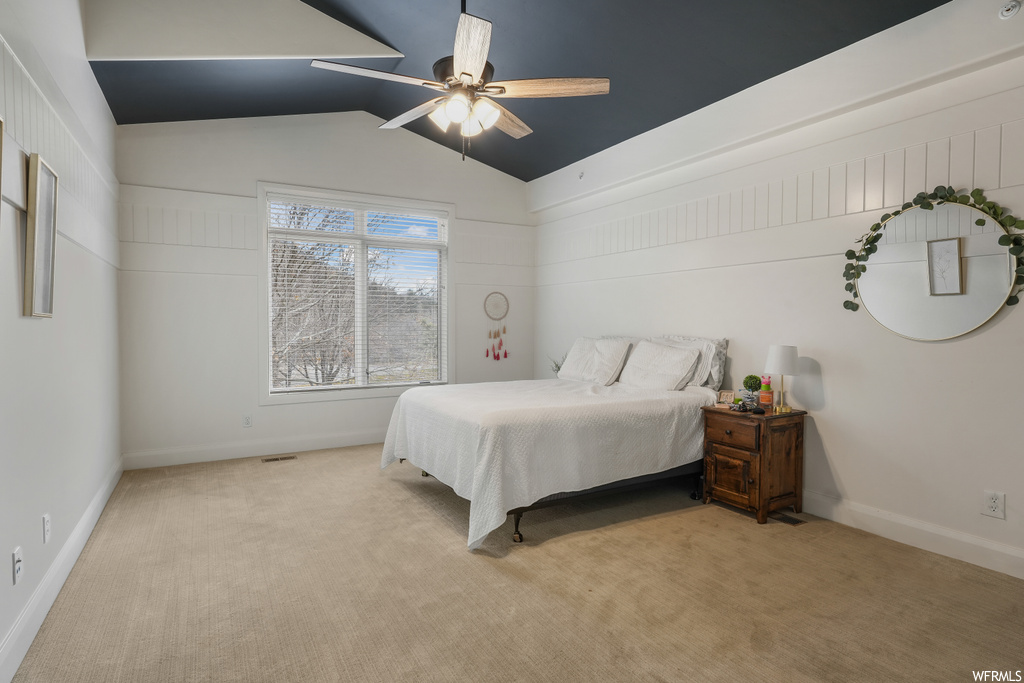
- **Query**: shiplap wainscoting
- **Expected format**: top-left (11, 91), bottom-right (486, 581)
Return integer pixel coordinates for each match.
top-left (538, 120), bottom-right (1023, 266)
top-left (0, 29), bottom-right (120, 683)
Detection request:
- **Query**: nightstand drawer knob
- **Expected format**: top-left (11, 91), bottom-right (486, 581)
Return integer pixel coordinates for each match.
top-left (725, 429), bottom-right (732, 435)
top-left (748, 478), bottom-right (754, 484)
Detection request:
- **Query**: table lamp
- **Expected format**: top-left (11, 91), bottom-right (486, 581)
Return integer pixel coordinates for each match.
top-left (764, 345), bottom-right (799, 414)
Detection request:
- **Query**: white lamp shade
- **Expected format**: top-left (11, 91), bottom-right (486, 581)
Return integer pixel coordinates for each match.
top-left (471, 97), bottom-right (501, 129)
top-left (764, 345), bottom-right (799, 376)
top-left (443, 91), bottom-right (471, 123)
top-left (427, 105), bottom-right (451, 132)
top-left (461, 116), bottom-right (483, 137)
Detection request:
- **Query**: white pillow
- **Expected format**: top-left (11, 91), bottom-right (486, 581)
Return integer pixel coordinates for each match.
top-left (618, 340), bottom-right (701, 391)
top-left (654, 335), bottom-right (728, 390)
top-left (558, 337), bottom-right (632, 386)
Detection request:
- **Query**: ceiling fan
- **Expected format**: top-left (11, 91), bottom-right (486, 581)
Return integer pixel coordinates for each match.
top-left (310, 2), bottom-right (609, 143)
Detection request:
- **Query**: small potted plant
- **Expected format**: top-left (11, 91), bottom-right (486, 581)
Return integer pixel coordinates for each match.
top-left (742, 374), bottom-right (762, 405)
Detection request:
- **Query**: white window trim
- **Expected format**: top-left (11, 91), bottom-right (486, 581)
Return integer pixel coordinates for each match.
top-left (257, 181), bottom-right (453, 406)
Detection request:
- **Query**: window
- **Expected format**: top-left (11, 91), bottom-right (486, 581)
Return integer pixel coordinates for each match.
top-left (260, 185), bottom-right (448, 398)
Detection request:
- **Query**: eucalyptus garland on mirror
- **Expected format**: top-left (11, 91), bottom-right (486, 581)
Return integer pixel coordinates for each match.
top-left (842, 186), bottom-right (1023, 311)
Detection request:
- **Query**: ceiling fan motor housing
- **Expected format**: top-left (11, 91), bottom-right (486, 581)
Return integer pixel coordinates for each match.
top-left (433, 56), bottom-right (494, 85)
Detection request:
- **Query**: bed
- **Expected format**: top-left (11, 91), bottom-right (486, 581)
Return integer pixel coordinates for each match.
top-left (381, 335), bottom-right (727, 549)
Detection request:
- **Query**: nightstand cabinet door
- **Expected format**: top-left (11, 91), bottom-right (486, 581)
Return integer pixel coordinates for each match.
top-left (701, 407), bottom-right (806, 524)
top-left (705, 443), bottom-right (758, 509)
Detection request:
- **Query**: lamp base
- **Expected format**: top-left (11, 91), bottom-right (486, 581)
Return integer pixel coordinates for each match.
top-left (774, 405), bottom-right (792, 414)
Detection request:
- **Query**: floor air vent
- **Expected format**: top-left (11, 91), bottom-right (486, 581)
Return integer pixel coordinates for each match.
top-left (261, 456), bottom-right (298, 463)
top-left (768, 512), bottom-right (806, 526)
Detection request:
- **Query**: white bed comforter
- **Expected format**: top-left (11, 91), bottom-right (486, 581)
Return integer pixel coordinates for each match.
top-left (381, 379), bottom-right (717, 549)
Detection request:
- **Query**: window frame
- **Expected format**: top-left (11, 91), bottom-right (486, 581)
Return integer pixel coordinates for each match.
top-left (257, 182), bottom-right (451, 405)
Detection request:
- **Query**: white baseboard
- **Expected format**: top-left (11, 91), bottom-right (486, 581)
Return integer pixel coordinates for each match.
top-left (0, 460), bottom-right (123, 683)
top-left (122, 429), bottom-right (387, 470)
top-left (803, 490), bottom-right (1024, 580)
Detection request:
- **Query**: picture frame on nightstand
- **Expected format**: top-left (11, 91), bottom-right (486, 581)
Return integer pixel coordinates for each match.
top-left (717, 390), bottom-right (735, 405)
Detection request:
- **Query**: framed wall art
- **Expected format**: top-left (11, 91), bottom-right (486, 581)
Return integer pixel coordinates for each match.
top-left (927, 237), bottom-right (962, 296)
top-left (24, 153), bottom-right (59, 317)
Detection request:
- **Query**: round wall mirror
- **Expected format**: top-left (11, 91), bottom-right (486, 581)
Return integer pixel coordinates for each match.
top-left (855, 202), bottom-right (1014, 341)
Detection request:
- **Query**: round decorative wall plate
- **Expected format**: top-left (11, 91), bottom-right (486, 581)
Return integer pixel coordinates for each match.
top-left (483, 291), bottom-right (509, 321)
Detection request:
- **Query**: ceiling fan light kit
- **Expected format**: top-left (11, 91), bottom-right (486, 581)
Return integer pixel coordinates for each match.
top-left (310, 3), bottom-right (609, 150)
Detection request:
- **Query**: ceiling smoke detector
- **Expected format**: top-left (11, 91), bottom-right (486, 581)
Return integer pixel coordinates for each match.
top-left (1000, 1), bottom-right (1021, 19)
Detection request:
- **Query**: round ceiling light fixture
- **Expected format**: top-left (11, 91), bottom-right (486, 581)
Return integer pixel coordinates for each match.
top-left (1000, 1), bottom-right (1021, 19)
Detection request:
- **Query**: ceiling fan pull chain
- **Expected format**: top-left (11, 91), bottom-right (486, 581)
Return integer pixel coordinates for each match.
top-left (462, 135), bottom-right (466, 161)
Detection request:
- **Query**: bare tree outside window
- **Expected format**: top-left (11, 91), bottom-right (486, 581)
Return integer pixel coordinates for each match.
top-left (267, 197), bottom-right (445, 392)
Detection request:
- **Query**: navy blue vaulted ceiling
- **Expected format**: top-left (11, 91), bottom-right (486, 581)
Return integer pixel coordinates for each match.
top-left (91, 1), bottom-right (951, 181)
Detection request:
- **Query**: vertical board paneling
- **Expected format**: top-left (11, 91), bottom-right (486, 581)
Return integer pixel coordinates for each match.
top-left (1000, 119), bottom-right (1024, 188)
top-left (926, 138), bottom-right (950, 190)
top-left (903, 145), bottom-right (926, 202)
top-left (730, 190), bottom-right (743, 234)
top-left (205, 213), bottom-right (219, 246)
top-left (829, 164), bottom-right (846, 217)
top-left (768, 179), bottom-right (783, 227)
top-left (162, 207), bottom-right (177, 244)
top-left (148, 206), bottom-right (164, 244)
top-left (741, 186), bottom-right (755, 232)
top-left (865, 154), bottom-right (884, 210)
top-left (812, 168), bottom-right (829, 220)
top-left (718, 193), bottom-right (730, 236)
top-left (133, 205), bottom-right (149, 243)
top-left (191, 210), bottom-right (206, 246)
top-left (219, 213), bottom-right (233, 247)
top-left (846, 159), bottom-right (865, 214)
top-left (0, 45), bottom-right (8, 120)
top-left (975, 125), bottom-right (1001, 191)
top-left (524, 116), bottom-right (1023, 266)
top-left (232, 213), bottom-right (246, 248)
top-left (884, 150), bottom-right (905, 207)
top-left (119, 204), bottom-right (133, 242)
top-left (797, 172), bottom-right (813, 222)
top-left (754, 183), bottom-right (769, 229)
top-left (696, 198), bottom-right (708, 239)
top-left (707, 195), bottom-right (719, 238)
top-left (686, 201), bottom-right (698, 241)
top-left (782, 176), bottom-right (798, 224)
top-left (177, 210), bottom-right (191, 246)
top-left (667, 205), bottom-right (679, 243)
top-left (949, 132), bottom-right (975, 191)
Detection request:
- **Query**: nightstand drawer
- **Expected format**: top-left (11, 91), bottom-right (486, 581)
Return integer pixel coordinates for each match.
top-left (705, 413), bottom-right (759, 451)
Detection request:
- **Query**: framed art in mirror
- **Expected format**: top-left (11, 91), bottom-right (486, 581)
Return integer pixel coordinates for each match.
top-left (24, 152), bottom-right (59, 317)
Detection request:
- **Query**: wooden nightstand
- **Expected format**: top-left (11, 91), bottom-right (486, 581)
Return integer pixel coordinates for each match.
top-left (701, 406), bottom-right (806, 523)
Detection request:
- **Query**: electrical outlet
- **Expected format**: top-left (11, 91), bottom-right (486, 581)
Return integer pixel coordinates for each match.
top-left (982, 490), bottom-right (1006, 519)
top-left (12, 548), bottom-right (22, 585)
top-left (242, 415), bottom-right (252, 428)
top-left (42, 514), bottom-right (51, 544)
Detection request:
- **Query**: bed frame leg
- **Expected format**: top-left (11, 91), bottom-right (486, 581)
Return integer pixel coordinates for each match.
top-left (689, 474), bottom-right (704, 500)
top-left (398, 458), bottom-right (405, 463)
top-left (512, 512), bottom-right (524, 543)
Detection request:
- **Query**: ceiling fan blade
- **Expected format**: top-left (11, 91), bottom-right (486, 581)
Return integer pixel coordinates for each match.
top-left (452, 13), bottom-right (492, 84)
top-left (379, 98), bottom-right (445, 129)
top-left (489, 101), bottom-right (532, 139)
top-left (311, 60), bottom-right (445, 91)
top-left (484, 78), bottom-right (610, 98)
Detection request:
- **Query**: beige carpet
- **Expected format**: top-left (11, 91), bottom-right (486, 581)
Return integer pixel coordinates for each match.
top-left (14, 444), bottom-right (1024, 682)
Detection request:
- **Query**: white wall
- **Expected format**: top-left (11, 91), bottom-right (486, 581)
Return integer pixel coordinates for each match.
top-left (0, 0), bottom-right (120, 679)
top-left (115, 112), bottom-right (535, 469)
top-left (529, 45), bottom-right (1024, 578)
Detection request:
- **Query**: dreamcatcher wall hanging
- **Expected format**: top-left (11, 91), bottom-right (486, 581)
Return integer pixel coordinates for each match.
top-left (484, 291), bottom-right (509, 361)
